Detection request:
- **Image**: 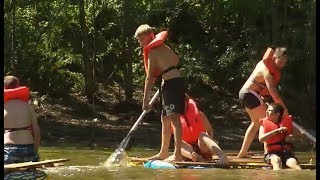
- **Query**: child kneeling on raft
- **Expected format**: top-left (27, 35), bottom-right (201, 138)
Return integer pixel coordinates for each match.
top-left (258, 103), bottom-right (301, 170)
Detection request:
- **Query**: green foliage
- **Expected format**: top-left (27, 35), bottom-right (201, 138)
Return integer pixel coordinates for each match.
top-left (4, 0), bottom-right (316, 126)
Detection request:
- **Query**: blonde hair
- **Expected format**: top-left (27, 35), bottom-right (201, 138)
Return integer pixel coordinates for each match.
top-left (274, 47), bottom-right (287, 59)
top-left (134, 24), bottom-right (154, 38)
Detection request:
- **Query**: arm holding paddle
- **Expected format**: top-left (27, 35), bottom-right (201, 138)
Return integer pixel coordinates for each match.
top-left (142, 54), bottom-right (156, 111)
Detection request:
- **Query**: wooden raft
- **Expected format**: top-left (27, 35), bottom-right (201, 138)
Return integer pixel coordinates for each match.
top-left (129, 157), bottom-right (316, 169)
top-left (4, 158), bottom-right (70, 171)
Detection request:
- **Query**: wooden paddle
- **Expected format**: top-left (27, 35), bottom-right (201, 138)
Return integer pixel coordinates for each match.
top-left (104, 90), bottom-right (160, 166)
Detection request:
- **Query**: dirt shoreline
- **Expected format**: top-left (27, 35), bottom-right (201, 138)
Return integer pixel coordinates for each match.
top-left (34, 93), bottom-right (314, 152)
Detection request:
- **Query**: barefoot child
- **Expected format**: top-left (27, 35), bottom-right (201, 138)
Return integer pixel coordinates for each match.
top-left (259, 103), bottom-right (302, 170)
top-left (135, 24), bottom-right (185, 162)
top-left (172, 95), bottom-right (229, 164)
top-left (238, 47), bottom-right (289, 158)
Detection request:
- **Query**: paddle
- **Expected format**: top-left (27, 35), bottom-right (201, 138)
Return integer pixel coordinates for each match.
top-left (104, 90), bottom-right (160, 166)
top-left (264, 101), bottom-right (316, 145)
top-left (292, 121), bottom-right (316, 144)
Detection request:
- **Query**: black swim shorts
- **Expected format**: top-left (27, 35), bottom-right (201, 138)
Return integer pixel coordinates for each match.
top-left (161, 77), bottom-right (185, 116)
top-left (239, 89), bottom-right (264, 109)
top-left (264, 151), bottom-right (298, 165)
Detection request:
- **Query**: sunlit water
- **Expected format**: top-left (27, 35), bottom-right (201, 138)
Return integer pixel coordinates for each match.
top-left (39, 147), bottom-right (316, 180)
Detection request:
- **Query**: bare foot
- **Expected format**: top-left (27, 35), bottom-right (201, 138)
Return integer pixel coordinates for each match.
top-left (163, 154), bottom-right (182, 163)
top-left (237, 153), bottom-right (251, 158)
top-left (191, 152), bottom-right (205, 162)
top-left (147, 153), bottom-right (168, 161)
top-left (216, 156), bottom-right (230, 165)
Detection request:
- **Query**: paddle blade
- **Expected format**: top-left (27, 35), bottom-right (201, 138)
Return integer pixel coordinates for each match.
top-left (103, 148), bottom-right (129, 167)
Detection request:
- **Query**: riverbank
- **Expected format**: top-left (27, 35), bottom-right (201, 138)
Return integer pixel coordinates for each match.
top-left (32, 89), bottom-right (314, 152)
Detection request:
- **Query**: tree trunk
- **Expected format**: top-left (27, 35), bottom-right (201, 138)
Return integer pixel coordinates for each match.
top-left (122, 0), bottom-right (133, 102)
top-left (271, 1), bottom-right (279, 45)
top-left (79, 0), bottom-right (95, 98)
top-left (11, 0), bottom-right (16, 73)
top-left (282, 0), bottom-right (288, 44)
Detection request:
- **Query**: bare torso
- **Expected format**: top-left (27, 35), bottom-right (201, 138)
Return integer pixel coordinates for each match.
top-left (4, 100), bottom-right (34, 145)
top-left (149, 44), bottom-right (181, 80)
top-left (241, 61), bottom-right (268, 93)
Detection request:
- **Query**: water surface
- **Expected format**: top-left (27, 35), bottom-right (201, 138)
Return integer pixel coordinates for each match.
top-left (39, 147), bottom-right (316, 180)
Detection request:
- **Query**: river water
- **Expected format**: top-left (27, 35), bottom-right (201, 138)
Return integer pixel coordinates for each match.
top-left (39, 147), bottom-right (316, 180)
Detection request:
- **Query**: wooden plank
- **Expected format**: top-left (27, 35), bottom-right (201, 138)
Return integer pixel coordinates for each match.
top-left (129, 157), bottom-right (316, 169)
top-left (4, 158), bottom-right (70, 171)
top-left (129, 156), bottom-right (265, 164)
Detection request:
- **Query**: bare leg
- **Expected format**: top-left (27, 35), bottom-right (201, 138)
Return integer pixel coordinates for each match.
top-left (198, 132), bottom-right (229, 164)
top-left (180, 141), bottom-right (205, 162)
top-left (164, 114), bottom-right (182, 162)
top-left (147, 116), bottom-right (171, 160)
top-left (286, 158), bottom-right (302, 170)
top-left (270, 155), bottom-right (282, 170)
top-left (237, 104), bottom-right (267, 158)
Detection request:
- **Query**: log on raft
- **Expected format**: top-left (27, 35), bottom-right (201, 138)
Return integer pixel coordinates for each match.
top-left (4, 158), bottom-right (70, 171)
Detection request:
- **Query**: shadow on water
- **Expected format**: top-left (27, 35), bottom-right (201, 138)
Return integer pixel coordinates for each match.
top-left (39, 147), bottom-right (316, 180)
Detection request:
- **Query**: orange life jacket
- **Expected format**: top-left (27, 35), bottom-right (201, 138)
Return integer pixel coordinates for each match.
top-left (179, 98), bottom-right (205, 144)
top-left (259, 115), bottom-right (293, 152)
top-left (143, 31), bottom-right (168, 82)
top-left (260, 47), bottom-right (282, 96)
top-left (4, 86), bottom-right (30, 103)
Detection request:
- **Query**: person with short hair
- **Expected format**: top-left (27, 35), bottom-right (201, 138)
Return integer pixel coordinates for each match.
top-left (4, 75), bottom-right (41, 164)
top-left (258, 103), bottom-right (301, 170)
top-left (135, 24), bottom-right (185, 162)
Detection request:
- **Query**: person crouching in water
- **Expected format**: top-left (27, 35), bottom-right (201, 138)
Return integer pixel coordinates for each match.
top-left (4, 76), bottom-right (41, 165)
top-left (258, 103), bottom-right (301, 170)
top-left (169, 95), bottom-right (229, 164)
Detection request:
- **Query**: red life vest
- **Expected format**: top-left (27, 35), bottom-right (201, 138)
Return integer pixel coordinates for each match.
top-left (259, 115), bottom-right (293, 152)
top-left (4, 86), bottom-right (30, 103)
top-left (179, 98), bottom-right (205, 144)
top-left (143, 31), bottom-right (168, 82)
top-left (260, 47), bottom-right (282, 96)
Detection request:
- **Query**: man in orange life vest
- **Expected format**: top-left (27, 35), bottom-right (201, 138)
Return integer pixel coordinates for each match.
top-left (4, 76), bottom-right (41, 164)
top-left (237, 47), bottom-right (289, 158)
top-left (134, 24), bottom-right (185, 162)
top-left (174, 95), bottom-right (229, 164)
top-left (259, 103), bottom-right (301, 170)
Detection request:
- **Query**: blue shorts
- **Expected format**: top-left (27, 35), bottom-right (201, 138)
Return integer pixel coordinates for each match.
top-left (4, 144), bottom-right (39, 165)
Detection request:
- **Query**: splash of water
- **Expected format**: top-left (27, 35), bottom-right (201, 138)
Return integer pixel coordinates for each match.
top-left (103, 148), bottom-right (130, 168)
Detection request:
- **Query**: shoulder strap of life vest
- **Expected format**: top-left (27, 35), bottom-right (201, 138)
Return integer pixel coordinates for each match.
top-left (143, 31), bottom-right (168, 77)
top-left (262, 47), bottom-right (281, 85)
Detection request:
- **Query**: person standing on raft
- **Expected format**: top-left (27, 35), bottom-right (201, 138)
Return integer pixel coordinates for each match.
top-left (4, 76), bottom-right (41, 164)
top-left (172, 95), bottom-right (229, 164)
top-left (134, 24), bottom-right (185, 162)
top-left (259, 103), bottom-right (301, 170)
top-left (237, 47), bottom-right (289, 158)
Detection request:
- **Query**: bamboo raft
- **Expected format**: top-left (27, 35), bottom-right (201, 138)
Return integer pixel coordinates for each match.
top-left (129, 154), bottom-right (316, 170)
top-left (4, 158), bottom-right (70, 172)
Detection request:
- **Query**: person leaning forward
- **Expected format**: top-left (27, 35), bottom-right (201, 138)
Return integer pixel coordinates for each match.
top-left (237, 47), bottom-right (289, 158)
top-left (4, 76), bottom-right (41, 165)
top-left (171, 95), bottom-right (229, 164)
top-left (134, 24), bottom-right (186, 162)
